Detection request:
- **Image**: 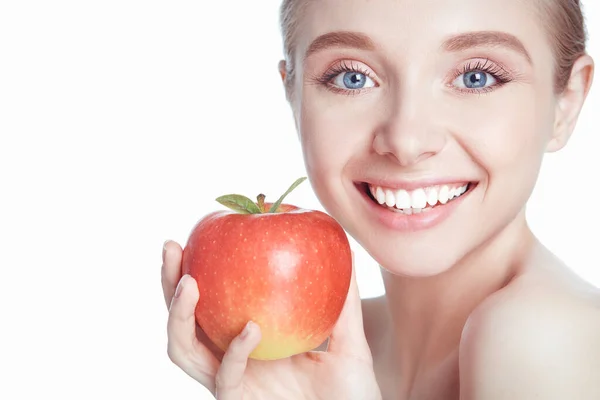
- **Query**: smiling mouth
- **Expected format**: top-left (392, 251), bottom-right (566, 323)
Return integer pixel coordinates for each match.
top-left (360, 182), bottom-right (477, 215)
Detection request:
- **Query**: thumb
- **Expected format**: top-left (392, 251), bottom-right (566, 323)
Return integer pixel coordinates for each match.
top-left (327, 251), bottom-right (373, 363)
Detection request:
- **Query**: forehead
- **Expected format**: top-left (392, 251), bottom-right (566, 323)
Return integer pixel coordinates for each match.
top-left (294, 0), bottom-right (550, 62)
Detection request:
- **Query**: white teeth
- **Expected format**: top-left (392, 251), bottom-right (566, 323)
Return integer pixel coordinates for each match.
top-left (375, 186), bottom-right (386, 204)
top-left (368, 182), bottom-right (471, 212)
top-left (438, 185), bottom-right (449, 204)
top-left (426, 187), bottom-right (438, 206)
top-left (395, 190), bottom-right (412, 209)
top-left (449, 188), bottom-right (457, 200)
top-left (385, 190), bottom-right (395, 207)
top-left (411, 188), bottom-right (427, 209)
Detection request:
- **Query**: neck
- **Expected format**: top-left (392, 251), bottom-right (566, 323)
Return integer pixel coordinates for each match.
top-left (380, 210), bottom-right (536, 386)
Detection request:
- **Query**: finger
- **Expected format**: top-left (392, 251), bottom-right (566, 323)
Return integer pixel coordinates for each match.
top-left (215, 321), bottom-right (261, 400)
top-left (167, 274), bottom-right (220, 392)
top-left (163, 245), bottom-right (225, 361)
top-left (327, 251), bottom-right (373, 362)
top-left (162, 240), bottom-right (183, 308)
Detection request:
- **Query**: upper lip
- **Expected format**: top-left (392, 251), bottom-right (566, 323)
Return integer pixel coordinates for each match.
top-left (360, 178), bottom-right (476, 191)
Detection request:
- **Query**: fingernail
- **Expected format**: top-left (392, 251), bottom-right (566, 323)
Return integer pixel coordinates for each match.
top-left (163, 240), bottom-right (170, 258)
top-left (174, 275), bottom-right (188, 298)
top-left (240, 321), bottom-right (253, 340)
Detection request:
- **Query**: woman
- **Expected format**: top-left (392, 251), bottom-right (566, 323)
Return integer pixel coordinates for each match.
top-left (161, 0), bottom-right (599, 398)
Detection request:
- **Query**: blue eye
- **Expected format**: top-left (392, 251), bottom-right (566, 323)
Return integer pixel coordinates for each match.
top-left (332, 71), bottom-right (375, 90)
top-left (454, 70), bottom-right (497, 90)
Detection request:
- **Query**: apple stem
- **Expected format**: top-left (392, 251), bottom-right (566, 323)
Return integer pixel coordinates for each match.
top-left (257, 194), bottom-right (266, 213)
top-left (215, 177), bottom-right (307, 214)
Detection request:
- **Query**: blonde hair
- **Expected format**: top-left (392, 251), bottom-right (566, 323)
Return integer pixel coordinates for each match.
top-left (279, 0), bottom-right (587, 93)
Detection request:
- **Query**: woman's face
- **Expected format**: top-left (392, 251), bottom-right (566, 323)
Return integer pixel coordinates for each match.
top-left (288, 0), bottom-right (563, 276)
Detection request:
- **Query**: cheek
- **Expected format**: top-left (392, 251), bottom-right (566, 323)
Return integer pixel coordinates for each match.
top-left (455, 86), bottom-right (554, 178)
top-left (299, 92), bottom-right (373, 180)
top-left (298, 90), bottom-right (380, 218)
top-left (452, 85), bottom-right (556, 220)
top-left (298, 98), bottom-right (343, 208)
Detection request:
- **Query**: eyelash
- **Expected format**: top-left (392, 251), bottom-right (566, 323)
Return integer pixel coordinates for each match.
top-left (312, 59), bottom-right (513, 96)
top-left (312, 60), bottom-right (376, 95)
top-left (451, 59), bottom-right (513, 94)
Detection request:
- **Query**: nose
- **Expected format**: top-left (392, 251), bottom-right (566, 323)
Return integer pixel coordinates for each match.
top-left (372, 91), bottom-right (447, 167)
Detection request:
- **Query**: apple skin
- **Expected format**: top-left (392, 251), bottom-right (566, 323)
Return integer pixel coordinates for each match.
top-left (181, 203), bottom-right (352, 360)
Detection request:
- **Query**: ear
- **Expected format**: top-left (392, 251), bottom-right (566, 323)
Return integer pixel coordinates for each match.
top-left (547, 54), bottom-right (595, 153)
top-left (278, 60), bottom-right (287, 83)
top-left (278, 59), bottom-right (296, 106)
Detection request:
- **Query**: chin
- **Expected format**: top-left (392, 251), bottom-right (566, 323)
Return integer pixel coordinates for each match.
top-left (360, 237), bottom-right (466, 277)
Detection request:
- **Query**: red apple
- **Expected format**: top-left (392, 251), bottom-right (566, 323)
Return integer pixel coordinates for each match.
top-left (181, 177), bottom-right (352, 360)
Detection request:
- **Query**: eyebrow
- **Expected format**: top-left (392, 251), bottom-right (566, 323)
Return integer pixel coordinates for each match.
top-left (304, 31), bottom-right (376, 60)
top-left (442, 31), bottom-right (532, 63)
top-left (304, 30), bottom-right (532, 65)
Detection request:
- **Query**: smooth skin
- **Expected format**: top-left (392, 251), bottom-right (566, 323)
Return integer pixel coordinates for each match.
top-left (163, 0), bottom-right (600, 398)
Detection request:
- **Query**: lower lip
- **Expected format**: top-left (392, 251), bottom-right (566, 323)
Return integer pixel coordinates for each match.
top-left (357, 183), bottom-right (475, 232)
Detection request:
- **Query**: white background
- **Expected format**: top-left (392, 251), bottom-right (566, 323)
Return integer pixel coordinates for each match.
top-left (0, 1), bottom-right (598, 399)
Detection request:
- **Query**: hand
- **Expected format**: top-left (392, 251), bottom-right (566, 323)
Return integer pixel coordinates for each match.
top-left (161, 240), bottom-right (382, 400)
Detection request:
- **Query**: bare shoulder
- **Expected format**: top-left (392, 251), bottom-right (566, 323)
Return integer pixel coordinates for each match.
top-left (459, 257), bottom-right (600, 399)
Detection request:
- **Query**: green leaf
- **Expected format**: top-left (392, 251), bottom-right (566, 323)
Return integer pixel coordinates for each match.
top-left (216, 194), bottom-right (262, 214)
top-left (268, 177), bottom-right (307, 213)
